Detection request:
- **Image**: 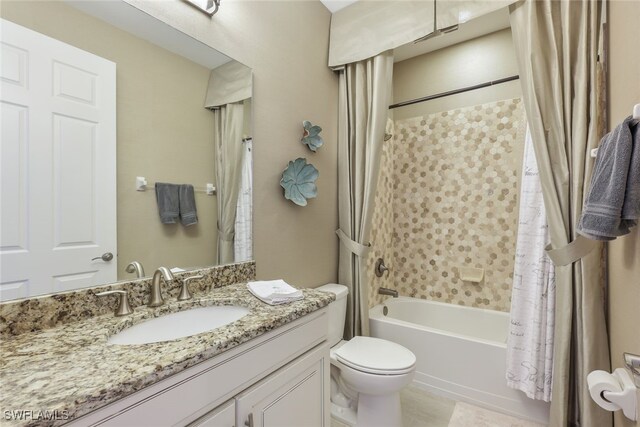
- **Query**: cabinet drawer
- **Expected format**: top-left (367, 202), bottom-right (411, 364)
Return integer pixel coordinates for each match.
top-left (188, 400), bottom-right (234, 427)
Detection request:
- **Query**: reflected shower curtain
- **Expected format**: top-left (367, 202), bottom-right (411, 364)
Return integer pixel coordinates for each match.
top-left (507, 126), bottom-right (556, 402)
top-left (213, 103), bottom-right (244, 265)
top-left (234, 139), bottom-right (253, 262)
top-left (336, 51), bottom-right (393, 339)
top-left (509, 1), bottom-right (610, 425)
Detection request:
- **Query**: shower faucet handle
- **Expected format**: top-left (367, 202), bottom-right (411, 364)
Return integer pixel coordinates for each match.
top-left (375, 258), bottom-right (390, 277)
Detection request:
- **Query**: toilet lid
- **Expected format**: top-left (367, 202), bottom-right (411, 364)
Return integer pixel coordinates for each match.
top-left (334, 336), bottom-right (416, 375)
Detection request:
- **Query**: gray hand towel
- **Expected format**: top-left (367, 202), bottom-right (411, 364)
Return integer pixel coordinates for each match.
top-left (155, 183), bottom-right (180, 224)
top-left (179, 184), bottom-right (198, 226)
top-left (621, 123), bottom-right (640, 228)
top-left (578, 116), bottom-right (637, 240)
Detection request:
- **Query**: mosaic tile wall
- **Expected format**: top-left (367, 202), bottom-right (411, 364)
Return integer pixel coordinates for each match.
top-left (367, 136), bottom-right (396, 308)
top-left (369, 98), bottom-right (526, 311)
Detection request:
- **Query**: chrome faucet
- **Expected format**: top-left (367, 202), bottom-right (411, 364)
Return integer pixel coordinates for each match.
top-left (125, 261), bottom-right (145, 278)
top-left (149, 267), bottom-right (174, 307)
top-left (378, 287), bottom-right (399, 298)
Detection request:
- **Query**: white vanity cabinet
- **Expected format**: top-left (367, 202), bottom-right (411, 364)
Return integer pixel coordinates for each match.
top-left (188, 401), bottom-right (235, 427)
top-left (235, 344), bottom-right (327, 427)
top-left (69, 309), bottom-right (329, 427)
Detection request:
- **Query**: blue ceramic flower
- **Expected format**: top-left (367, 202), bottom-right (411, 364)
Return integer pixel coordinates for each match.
top-left (301, 120), bottom-right (323, 152)
top-left (280, 158), bottom-right (319, 206)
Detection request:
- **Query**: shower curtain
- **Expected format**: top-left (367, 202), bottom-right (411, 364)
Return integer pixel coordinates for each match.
top-left (336, 51), bottom-right (394, 339)
top-left (506, 126), bottom-right (556, 402)
top-left (213, 103), bottom-right (244, 265)
top-left (234, 138), bottom-right (253, 262)
top-left (509, 0), bottom-right (610, 425)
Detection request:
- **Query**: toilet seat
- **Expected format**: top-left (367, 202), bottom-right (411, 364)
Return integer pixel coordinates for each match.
top-left (334, 336), bottom-right (416, 375)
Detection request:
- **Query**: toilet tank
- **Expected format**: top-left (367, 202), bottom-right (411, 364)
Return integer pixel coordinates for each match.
top-left (316, 284), bottom-right (348, 347)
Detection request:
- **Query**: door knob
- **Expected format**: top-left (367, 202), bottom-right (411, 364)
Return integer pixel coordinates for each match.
top-left (92, 252), bottom-right (114, 262)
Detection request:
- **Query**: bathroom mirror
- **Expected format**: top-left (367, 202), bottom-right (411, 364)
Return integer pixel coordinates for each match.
top-left (0, 0), bottom-right (253, 300)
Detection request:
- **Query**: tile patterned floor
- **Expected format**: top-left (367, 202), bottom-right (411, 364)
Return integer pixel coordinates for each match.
top-left (448, 402), bottom-right (545, 427)
top-left (401, 386), bottom-right (456, 427)
top-left (331, 386), bottom-right (545, 427)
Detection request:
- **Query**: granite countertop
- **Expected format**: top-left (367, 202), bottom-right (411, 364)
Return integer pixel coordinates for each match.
top-left (0, 283), bottom-right (334, 426)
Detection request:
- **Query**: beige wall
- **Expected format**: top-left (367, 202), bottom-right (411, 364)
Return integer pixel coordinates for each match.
top-left (393, 28), bottom-right (521, 120)
top-left (608, 2), bottom-right (640, 426)
top-left (0, 1), bottom-right (222, 279)
top-left (123, 0), bottom-right (339, 287)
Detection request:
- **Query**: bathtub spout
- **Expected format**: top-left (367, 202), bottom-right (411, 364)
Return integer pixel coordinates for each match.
top-left (379, 287), bottom-right (398, 298)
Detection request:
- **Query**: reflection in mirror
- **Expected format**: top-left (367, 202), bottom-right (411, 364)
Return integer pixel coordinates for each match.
top-left (204, 61), bottom-right (254, 265)
top-left (0, 0), bottom-right (252, 301)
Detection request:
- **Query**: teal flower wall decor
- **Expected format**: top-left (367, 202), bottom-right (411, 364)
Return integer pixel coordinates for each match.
top-left (280, 158), bottom-right (319, 206)
top-left (301, 120), bottom-right (323, 152)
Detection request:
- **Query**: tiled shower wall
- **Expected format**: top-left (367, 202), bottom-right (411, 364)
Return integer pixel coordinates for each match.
top-left (367, 134), bottom-right (395, 308)
top-left (368, 98), bottom-right (526, 312)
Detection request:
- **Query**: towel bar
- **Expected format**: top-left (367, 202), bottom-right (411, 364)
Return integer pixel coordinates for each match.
top-left (135, 176), bottom-right (216, 195)
top-left (591, 102), bottom-right (640, 159)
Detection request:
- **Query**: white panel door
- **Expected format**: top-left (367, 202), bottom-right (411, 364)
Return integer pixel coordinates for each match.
top-left (0, 19), bottom-right (116, 300)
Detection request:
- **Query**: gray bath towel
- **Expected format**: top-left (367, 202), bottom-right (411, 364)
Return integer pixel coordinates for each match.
top-left (578, 116), bottom-right (639, 240)
top-left (155, 183), bottom-right (180, 224)
top-left (179, 184), bottom-right (198, 226)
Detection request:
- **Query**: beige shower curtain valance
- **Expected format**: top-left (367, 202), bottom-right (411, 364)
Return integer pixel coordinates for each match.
top-left (204, 60), bottom-right (252, 108)
top-left (328, 0), bottom-right (517, 68)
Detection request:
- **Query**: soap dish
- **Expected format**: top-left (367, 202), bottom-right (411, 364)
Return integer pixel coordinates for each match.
top-left (459, 266), bottom-right (484, 283)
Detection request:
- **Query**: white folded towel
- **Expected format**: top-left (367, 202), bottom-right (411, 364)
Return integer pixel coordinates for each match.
top-left (247, 280), bottom-right (303, 305)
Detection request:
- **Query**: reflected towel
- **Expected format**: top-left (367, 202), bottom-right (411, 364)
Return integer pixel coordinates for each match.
top-left (578, 117), bottom-right (639, 240)
top-left (179, 184), bottom-right (198, 226)
top-left (247, 280), bottom-right (303, 305)
top-left (155, 183), bottom-right (180, 224)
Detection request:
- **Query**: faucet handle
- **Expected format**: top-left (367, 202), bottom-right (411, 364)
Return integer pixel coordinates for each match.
top-left (375, 258), bottom-right (390, 277)
top-left (96, 290), bottom-right (133, 316)
top-left (178, 275), bottom-right (204, 301)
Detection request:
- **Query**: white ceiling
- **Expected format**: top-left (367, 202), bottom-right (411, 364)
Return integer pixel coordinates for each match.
top-left (65, 0), bottom-right (232, 69)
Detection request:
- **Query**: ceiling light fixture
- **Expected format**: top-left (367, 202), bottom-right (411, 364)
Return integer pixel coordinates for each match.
top-left (183, 0), bottom-right (220, 16)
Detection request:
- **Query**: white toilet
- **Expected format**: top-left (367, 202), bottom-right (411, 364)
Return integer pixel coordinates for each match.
top-left (317, 284), bottom-right (416, 427)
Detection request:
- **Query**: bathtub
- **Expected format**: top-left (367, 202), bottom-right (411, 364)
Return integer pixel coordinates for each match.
top-left (369, 297), bottom-right (550, 424)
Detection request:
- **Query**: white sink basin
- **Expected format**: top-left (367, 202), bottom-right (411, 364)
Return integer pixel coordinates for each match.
top-left (108, 306), bottom-right (250, 345)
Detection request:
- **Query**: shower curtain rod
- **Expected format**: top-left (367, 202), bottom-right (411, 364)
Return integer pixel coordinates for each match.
top-left (388, 75), bottom-right (520, 110)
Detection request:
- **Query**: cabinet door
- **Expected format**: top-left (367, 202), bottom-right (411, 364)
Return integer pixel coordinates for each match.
top-left (189, 400), bottom-right (234, 427)
top-left (236, 344), bottom-right (329, 427)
